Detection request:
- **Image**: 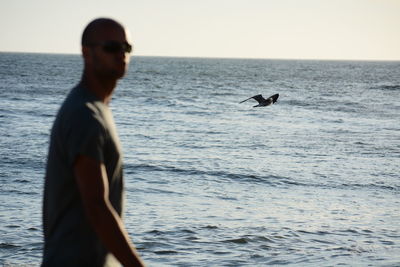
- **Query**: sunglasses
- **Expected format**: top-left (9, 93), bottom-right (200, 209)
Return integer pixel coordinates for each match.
top-left (89, 41), bottom-right (133, 54)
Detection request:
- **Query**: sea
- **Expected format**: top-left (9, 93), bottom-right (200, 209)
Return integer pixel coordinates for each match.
top-left (0, 52), bottom-right (399, 266)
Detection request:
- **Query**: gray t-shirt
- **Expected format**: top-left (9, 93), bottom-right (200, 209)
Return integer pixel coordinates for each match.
top-left (42, 84), bottom-right (123, 266)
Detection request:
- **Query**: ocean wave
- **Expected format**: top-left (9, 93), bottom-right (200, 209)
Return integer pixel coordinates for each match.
top-left (220, 235), bottom-right (274, 245)
top-left (126, 163), bottom-right (288, 186)
top-left (153, 250), bottom-right (179, 255)
top-left (338, 182), bottom-right (399, 192)
top-left (0, 242), bottom-right (20, 249)
top-left (126, 163), bottom-right (400, 192)
top-left (372, 84), bottom-right (400, 91)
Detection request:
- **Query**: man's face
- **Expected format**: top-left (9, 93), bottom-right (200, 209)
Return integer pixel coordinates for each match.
top-left (88, 26), bottom-right (132, 80)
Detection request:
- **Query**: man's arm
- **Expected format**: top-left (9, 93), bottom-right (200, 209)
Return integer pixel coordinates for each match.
top-left (74, 155), bottom-right (145, 267)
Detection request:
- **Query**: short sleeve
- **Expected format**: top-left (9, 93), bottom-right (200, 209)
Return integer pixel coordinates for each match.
top-left (64, 105), bottom-right (106, 166)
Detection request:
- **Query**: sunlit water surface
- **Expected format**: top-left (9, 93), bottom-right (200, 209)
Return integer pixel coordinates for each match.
top-left (1, 53), bottom-right (399, 266)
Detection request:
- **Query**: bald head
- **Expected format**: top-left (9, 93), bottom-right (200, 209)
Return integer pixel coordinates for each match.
top-left (80, 18), bottom-right (132, 87)
top-left (81, 18), bottom-right (125, 46)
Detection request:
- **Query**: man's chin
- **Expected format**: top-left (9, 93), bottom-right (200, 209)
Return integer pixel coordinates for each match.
top-left (117, 65), bottom-right (128, 78)
top-left (112, 68), bottom-right (127, 79)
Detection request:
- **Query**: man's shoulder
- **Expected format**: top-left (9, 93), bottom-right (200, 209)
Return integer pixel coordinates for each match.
top-left (53, 85), bottom-right (108, 133)
top-left (60, 85), bottom-right (104, 116)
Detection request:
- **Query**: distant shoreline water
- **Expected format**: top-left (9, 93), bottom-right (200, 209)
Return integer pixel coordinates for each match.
top-left (1, 51), bottom-right (400, 62)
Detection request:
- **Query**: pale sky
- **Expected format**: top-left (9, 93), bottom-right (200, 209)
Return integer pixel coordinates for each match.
top-left (1, 0), bottom-right (399, 60)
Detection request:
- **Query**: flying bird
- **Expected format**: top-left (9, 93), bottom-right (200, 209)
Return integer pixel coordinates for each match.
top-left (240, 93), bottom-right (279, 107)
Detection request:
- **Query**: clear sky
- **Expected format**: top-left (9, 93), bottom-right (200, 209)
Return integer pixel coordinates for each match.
top-left (1, 0), bottom-right (399, 60)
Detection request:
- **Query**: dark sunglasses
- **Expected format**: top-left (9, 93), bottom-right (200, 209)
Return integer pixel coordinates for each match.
top-left (89, 41), bottom-right (133, 54)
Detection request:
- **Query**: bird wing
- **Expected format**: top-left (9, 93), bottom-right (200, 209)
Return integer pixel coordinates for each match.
top-left (239, 96), bottom-right (255, 103)
top-left (267, 93), bottom-right (279, 104)
top-left (240, 94), bottom-right (263, 103)
top-left (252, 94), bottom-right (265, 104)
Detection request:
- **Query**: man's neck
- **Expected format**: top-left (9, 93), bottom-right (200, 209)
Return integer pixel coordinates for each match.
top-left (80, 71), bottom-right (117, 104)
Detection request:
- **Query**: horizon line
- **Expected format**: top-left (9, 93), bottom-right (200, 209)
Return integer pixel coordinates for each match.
top-left (1, 50), bottom-right (400, 62)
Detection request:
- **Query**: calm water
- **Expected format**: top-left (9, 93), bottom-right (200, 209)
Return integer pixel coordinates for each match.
top-left (0, 53), bottom-right (399, 266)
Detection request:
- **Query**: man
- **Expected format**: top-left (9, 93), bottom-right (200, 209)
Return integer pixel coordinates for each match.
top-left (42, 18), bottom-right (145, 267)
